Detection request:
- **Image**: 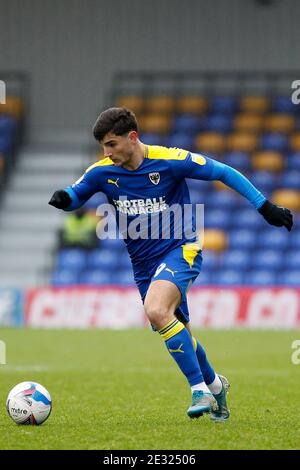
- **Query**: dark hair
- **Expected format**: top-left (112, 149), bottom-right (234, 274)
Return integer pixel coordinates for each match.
top-left (93, 107), bottom-right (138, 142)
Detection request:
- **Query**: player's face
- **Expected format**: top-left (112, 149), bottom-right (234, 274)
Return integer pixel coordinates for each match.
top-left (101, 131), bottom-right (137, 166)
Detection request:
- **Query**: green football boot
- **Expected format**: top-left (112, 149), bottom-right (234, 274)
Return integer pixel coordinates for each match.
top-left (210, 375), bottom-right (230, 422)
top-left (187, 390), bottom-right (218, 419)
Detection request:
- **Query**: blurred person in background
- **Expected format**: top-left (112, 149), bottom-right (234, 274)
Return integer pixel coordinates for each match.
top-left (49, 107), bottom-right (293, 421)
top-left (59, 207), bottom-right (99, 250)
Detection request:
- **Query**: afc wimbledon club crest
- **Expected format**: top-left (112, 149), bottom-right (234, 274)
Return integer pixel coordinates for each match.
top-left (149, 172), bottom-right (160, 185)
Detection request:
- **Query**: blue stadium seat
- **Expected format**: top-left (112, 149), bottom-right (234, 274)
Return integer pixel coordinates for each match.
top-left (79, 270), bottom-right (112, 285)
top-left (258, 228), bottom-right (290, 250)
top-left (173, 114), bottom-right (204, 134)
top-left (260, 133), bottom-right (289, 152)
top-left (229, 229), bottom-right (257, 250)
top-left (280, 170), bottom-right (300, 189)
top-left (138, 133), bottom-right (166, 146)
top-left (232, 209), bottom-right (265, 229)
top-left (245, 270), bottom-right (277, 286)
top-left (192, 271), bottom-right (212, 285)
top-left (0, 115), bottom-right (17, 137)
top-left (166, 133), bottom-right (195, 150)
top-left (201, 250), bottom-right (221, 270)
top-left (222, 250), bottom-right (250, 270)
top-left (204, 191), bottom-right (240, 210)
top-left (290, 230), bottom-right (300, 249)
top-left (288, 152), bottom-right (300, 171)
top-left (86, 249), bottom-right (119, 269)
top-left (204, 209), bottom-right (231, 229)
top-left (251, 250), bottom-right (283, 270)
top-left (51, 269), bottom-right (80, 286)
top-left (99, 237), bottom-right (125, 251)
top-left (223, 151), bottom-right (250, 172)
top-left (250, 171), bottom-right (278, 192)
top-left (272, 96), bottom-right (296, 113)
top-left (284, 250), bottom-right (300, 269)
top-left (214, 270), bottom-right (244, 285)
top-left (0, 135), bottom-right (13, 154)
top-left (279, 270), bottom-right (300, 286)
top-left (204, 115), bottom-right (232, 133)
top-left (57, 249), bottom-right (86, 270)
top-left (211, 96), bottom-right (238, 114)
top-left (113, 269), bottom-right (135, 285)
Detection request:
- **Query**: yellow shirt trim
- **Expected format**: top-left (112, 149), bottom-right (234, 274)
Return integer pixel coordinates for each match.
top-left (146, 145), bottom-right (189, 161)
top-left (86, 157), bottom-right (114, 173)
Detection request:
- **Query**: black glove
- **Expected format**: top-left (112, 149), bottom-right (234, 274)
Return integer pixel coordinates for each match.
top-left (48, 190), bottom-right (71, 209)
top-left (258, 200), bottom-right (293, 232)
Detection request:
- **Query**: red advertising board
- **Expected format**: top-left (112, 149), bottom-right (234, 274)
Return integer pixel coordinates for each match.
top-left (25, 286), bottom-right (300, 329)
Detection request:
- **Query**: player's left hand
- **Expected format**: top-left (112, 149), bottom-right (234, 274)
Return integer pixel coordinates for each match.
top-left (258, 200), bottom-right (293, 231)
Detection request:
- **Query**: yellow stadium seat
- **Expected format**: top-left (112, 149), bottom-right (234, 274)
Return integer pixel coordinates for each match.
top-left (116, 96), bottom-right (145, 114)
top-left (146, 96), bottom-right (175, 114)
top-left (252, 151), bottom-right (284, 172)
top-left (234, 114), bottom-right (264, 133)
top-left (290, 133), bottom-right (300, 151)
top-left (195, 132), bottom-right (225, 154)
top-left (201, 229), bottom-right (227, 252)
top-left (1, 96), bottom-right (24, 119)
top-left (227, 133), bottom-right (258, 152)
top-left (272, 189), bottom-right (300, 212)
top-left (264, 114), bottom-right (295, 133)
top-left (176, 96), bottom-right (208, 114)
top-left (138, 114), bottom-right (171, 134)
top-left (240, 96), bottom-right (270, 114)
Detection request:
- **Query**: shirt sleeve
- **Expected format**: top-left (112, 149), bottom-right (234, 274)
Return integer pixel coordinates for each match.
top-left (170, 152), bottom-right (266, 209)
top-left (63, 168), bottom-right (103, 211)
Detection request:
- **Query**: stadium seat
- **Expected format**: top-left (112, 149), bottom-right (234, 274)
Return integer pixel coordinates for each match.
top-left (222, 249), bottom-right (250, 270)
top-left (138, 114), bottom-right (171, 134)
top-left (240, 96), bottom-right (270, 114)
top-left (201, 250), bottom-right (221, 270)
top-left (271, 189), bottom-right (300, 212)
top-left (229, 229), bottom-right (257, 250)
top-left (264, 114), bottom-right (295, 133)
top-left (251, 250), bottom-right (283, 270)
top-left (227, 132), bottom-right (258, 152)
top-left (192, 271), bottom-right (212, 285)
top-left (279, 270), bottom-right (300, 286)
top-left (194, 132), bottom-right (226, 154)
top-left (260, 133), bottom-right (289, 152)
top-left (258, 228), bottom-right (290, 250)
top-left (252, 151), bottom-right (284, 172)
top-left (56, 249), bottom-right (86, 270)
top-left (290, 133), bottom-right (300, 152)
top-left (204, 210), bottom-right (231, 230)
top-left (245, 270), bottom-right (277, 286)
top-left (113, 269), bottom-right (135, 285)
top-left (51, 269), bottom-right (80, 286)
top-left (139, 133), bottom-right (166, 146)
top-left (79, 270), bottom-right (112, 285)
top-left (232, 209), bottom-right (265, 229)
top-left (146, 96), bottom-right (175, 114)
top-left (176, 96), bottom-right (208, 115)
top-left (205, 190), bottom-right (240, 210)
top-left (210, 96), bottom-right (238, 114)
top-left (214, 270), bottom-right (245, 285)
top-left (234, 114), bottom-right (264, 133)
top-left (223, 151), bottom-right (251, 172)
top-left (172, 114), bottom-right (204, 134)
top-left (290, 230), bottom-right (300, 248)
top-left (250, 171), bottom-right (279, 192)
top-left (280, 170), bottom-right (300, 189)
top-left (166, 133), bottom-right (195, 150)
top-left (116, 96), bottom-right (144, 114)
top-left (1, 96), bottom-right (24, 119)
top-left (272, 96), bottom-right (296, 113)
top-left (202, 229), bottom-right (227, 251)
top-left (86, 249), bottom-right (120, 269)
top-left (204, 115), bottom-right (232, 133)
top-left (288, 152), bottom-right (300, 171)
top-left (284, 251), bottom-right (300, 269)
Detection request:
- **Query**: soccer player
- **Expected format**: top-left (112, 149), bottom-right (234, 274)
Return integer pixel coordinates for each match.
top-left (49, 107), bottom-right (293, 421)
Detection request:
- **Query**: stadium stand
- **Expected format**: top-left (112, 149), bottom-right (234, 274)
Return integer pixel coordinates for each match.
top-left (51, 72), bottom-right (300, 287)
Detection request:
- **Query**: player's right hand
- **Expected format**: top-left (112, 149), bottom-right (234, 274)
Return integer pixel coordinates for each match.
top-left (258, 200), bottom-right (293, 231)
top-left (48, 190), bottom-right (71, 209)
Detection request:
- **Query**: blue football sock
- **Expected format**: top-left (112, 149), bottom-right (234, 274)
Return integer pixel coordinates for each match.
top-left (192, 337), bottom-right (216, 386)
top-left (159, 319), bottom-right (204, 386)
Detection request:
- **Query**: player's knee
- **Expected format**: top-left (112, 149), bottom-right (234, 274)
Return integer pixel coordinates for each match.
top-left (144, 303), bottom-right (173, 329)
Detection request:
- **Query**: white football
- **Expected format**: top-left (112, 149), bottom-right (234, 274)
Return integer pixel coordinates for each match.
top-left (6, 381), bottom-right (52, 425)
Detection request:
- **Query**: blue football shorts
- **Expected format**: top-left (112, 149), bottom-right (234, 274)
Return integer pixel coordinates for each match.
top-left (132, 242), bottom-right (203, 324)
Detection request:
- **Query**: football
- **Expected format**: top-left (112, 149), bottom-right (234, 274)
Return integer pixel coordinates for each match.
top-left (6, 381), bottom-right (52, 425)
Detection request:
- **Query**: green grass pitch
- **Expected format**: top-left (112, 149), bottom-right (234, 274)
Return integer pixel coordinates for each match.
top-left (0, 328), bottom-right (299, 450)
